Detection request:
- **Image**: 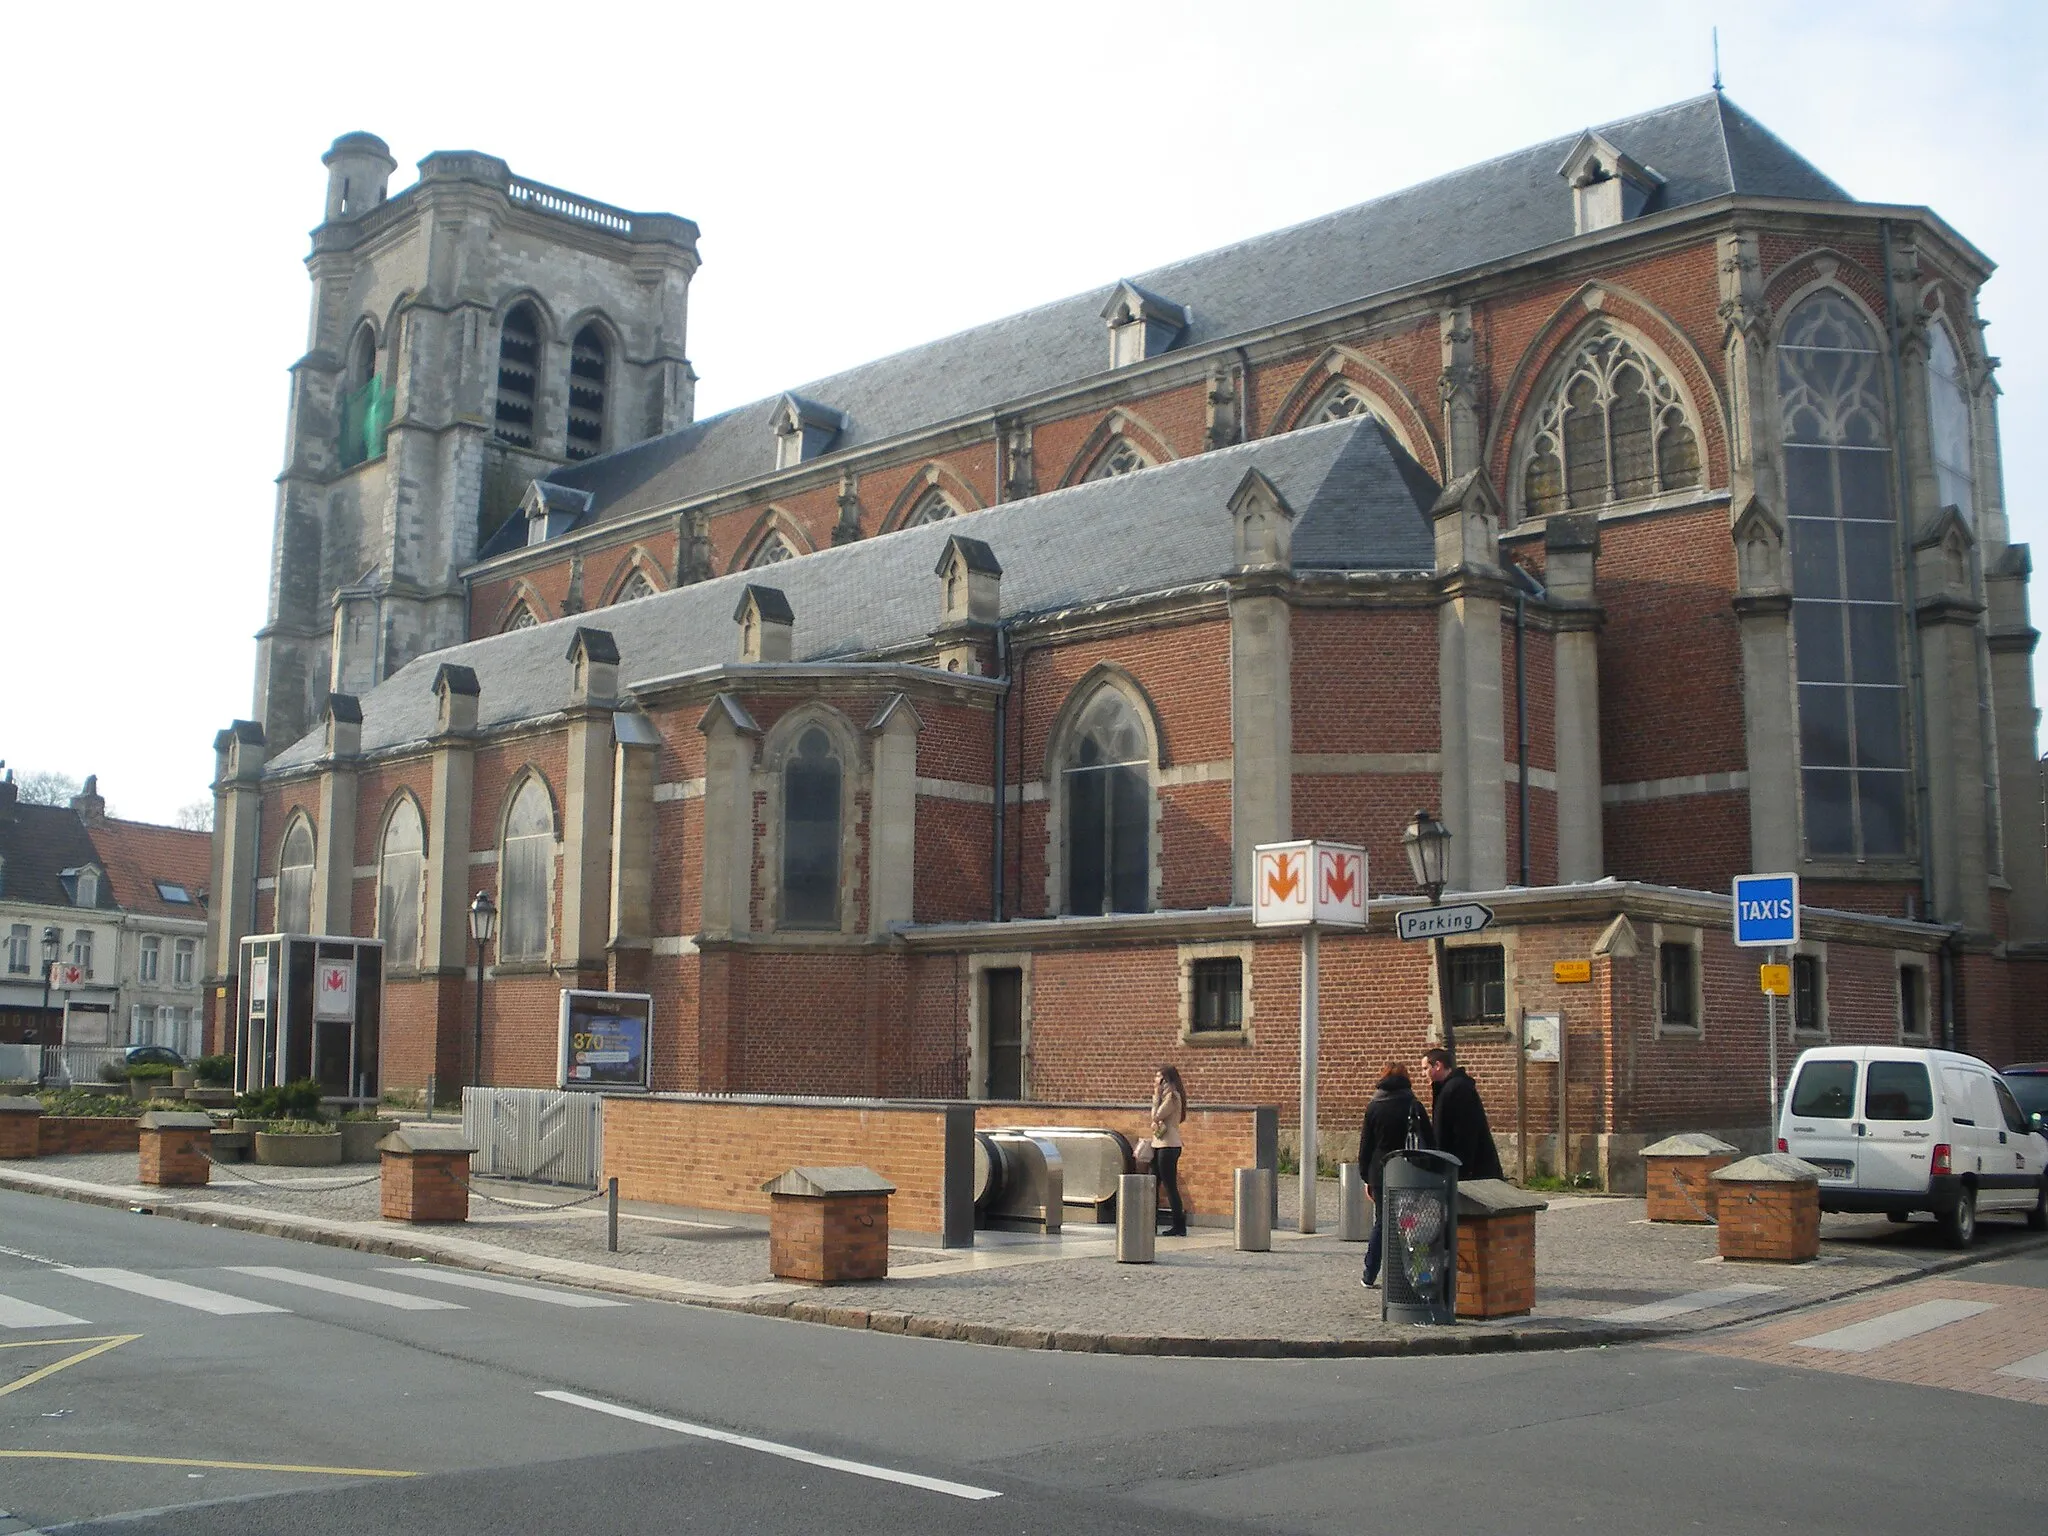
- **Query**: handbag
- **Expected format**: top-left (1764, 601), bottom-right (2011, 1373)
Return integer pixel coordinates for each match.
top-left (1132, 1137), bottom-right (1155, 1168)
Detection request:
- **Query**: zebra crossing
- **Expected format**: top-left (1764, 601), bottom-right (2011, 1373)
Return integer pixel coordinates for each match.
top-left (0, 1264), bottom-right (629, 1330)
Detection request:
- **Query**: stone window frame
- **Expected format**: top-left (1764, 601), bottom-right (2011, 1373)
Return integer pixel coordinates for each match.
top-left (562, 312), bottom-right (619, 463)
top-left (966, 951), bottom-right (1033, 1101)
top-left (5, 923), bottom-right (28, 975)
top-left (139, 935), bottom-right (161, 985)
top-left (1894, 951), bottom-right (1932, 1043)
top-left (1790, 941), bottom-right (1829, 1041)
top-left (173, 938), bottom-right (197, 988)
top-left (376, 791), bottom-right (428, 975)
top-left (1042, 667), bottom-right (1165, 919)
top-left (1177, 940), bottom-right (1253, 1047)
top-left (276, 813), bottom-right (316, 935)
top-left (496, 770), bottom-right (559, 970)
top-left (1651, 922), bottom-right (1706, 1038)
top-left (1426, 928), bottom-right (1518, 1045)
top-left (756, 703), bottom-right (866, 937)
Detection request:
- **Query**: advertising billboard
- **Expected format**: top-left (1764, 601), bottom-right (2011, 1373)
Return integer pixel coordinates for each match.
top-left (557, 990), bottom-right (653, 1092)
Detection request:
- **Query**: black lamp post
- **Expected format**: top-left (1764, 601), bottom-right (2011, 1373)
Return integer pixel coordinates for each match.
top-left (1402, 810), bottom-right (1457, 1065)
top-left (468, 890), bottom-right (497, 1091)
top-left (36, 927), bottom-right (60, 1065)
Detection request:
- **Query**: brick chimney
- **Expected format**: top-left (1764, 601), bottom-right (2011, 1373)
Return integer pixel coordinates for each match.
top-left (72, 774), bottom-right (105, 825)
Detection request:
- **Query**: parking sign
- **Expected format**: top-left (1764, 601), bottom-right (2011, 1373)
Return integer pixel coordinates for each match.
top-left (1732, 873), bottom-right (1800, 948)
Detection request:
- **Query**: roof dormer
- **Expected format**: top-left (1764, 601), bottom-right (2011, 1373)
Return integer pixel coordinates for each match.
top-left (65, 864), bottom-right (104, 909)
top-left (734, 584), bottom-right (795, 662)
top-left (522, 481), bottom-right (594, 546)
top-left (772, 394), bottom-right (846, 469)
top-left (1557, 131), bottom-right (1665, 235)
top-left (1101, 280), bottom-right (1187, 368)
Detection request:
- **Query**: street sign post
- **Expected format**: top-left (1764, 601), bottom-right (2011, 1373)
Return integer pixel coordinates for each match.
top-left (1733, 873), bottom-right (1801, 1126)
top-left (1394, 903), bottom-right (1495, 942)
top-left (1252, 841), bottom-right (1367, 1233)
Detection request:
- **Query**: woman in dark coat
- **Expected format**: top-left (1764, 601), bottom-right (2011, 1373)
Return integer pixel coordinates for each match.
top-left (1357, 1064), bottom-right (1432, 1288)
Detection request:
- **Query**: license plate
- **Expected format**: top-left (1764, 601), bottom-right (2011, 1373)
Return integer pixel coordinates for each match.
top-left (1807, 1158), bottom-right (1854, 1180)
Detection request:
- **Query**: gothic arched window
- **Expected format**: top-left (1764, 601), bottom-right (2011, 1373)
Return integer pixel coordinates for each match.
top-left (615, 568), bottom-right (657, 603)
top-left (905, 489), bottom-right (956, 527)
top-left (1303, 379), bottom-right (1377, 426)
top-left (780, 727), bottom-right (842, 929)
top-left (494, 302), bottom-right (541, 448)
top-left (1060, 687), bottom-right (1152, 915)
top-left (1926, 320), bottom-right (1976, 524)
top-left (339, 322), bottom-right (389, 470)
top-left (277, 818), bottom-right (315, 935)
top-left (1081, 438), bottom-right (1150, 482)
top-left (378, 798), bottom-right (424, 970)
top-left (503, 602), bottom-right (540, 632)
top-left (566, 323), bottom-right (608, 460)
top-left (1521, 330), bottom-right (1700, 518)
top-left (747, 533), bottom-right (797, 569)
top-left (1780, 291), bottom-right (1909, 859)
top-left (499, 777), bottom-right (554, 962)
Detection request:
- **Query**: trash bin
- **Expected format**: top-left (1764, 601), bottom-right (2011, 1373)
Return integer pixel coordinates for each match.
top-left (1380, 1147), bottom-right (1462, 1325)
top-left (1117, 1173), bottom-right (1157, 1263)
top-left (1234, 1167), bottom-right (1272, 1251)
top-left (1337, 1162), bottom-right (1369, 1242)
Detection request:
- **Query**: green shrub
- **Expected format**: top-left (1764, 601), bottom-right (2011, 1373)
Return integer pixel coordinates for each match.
top-left (339, 1107), bottom-right (393, 1122)
top-left (98, 1061), bottom-right (129, 1084)
top-left (193, 1054), bottom-right (236, 1087)
top-left (265, 1119), bottom-right (337, 1136)
top-left (236, 1080), bottom-right (325, 1122)
top-left (38, 1089), bottom-right (144, 1118)
top-left (126, 1061), bottom-right (176, 1082)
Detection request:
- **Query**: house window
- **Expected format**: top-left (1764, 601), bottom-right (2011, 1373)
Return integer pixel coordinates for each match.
top-left (379, 798), bottom-right (425, 970)
top-left (1793, 954), bottom-right (1825, 1035)
top-left (6, 924), bottom-right (27, 974)
top-left (1081, 438), bottom-right (1150, 482)
top-left (139, 936), bottom-right (161, 984)
top-left (130, 1004), bottom-right (151, 1045)
top-left (1780, 291), bottom-right (1910, 860)
top-left (565, 323), bottom-right (608, 460)
top-left (1925, 321), bottom-right (1975, 524)
top-left (71, 929), bottom-right (94, 978)
top-left (905, 488), bottom-right (956, 527)
top-left (1898, 962), bottom-right (1927, 1038)
top-left (1521, 329), bottom-right (1700, 518)
top-left (500, 777), bottom-right (554, 962)
top-left (615, 569), bottom-right (657, 603)
top-left (494, 301), bottom-right (541, 448)
top-left (277, 818), bottom-right (315, 934)
top-left (1657, 941), bottom-right (1698, 1030)
top-left (173, 938), bottom-right (196, 987)
top-left (780, 727), bottom-right (842, 929)
top-left (1447, 946), bottom-right (1506, 1026)
top-left (1061, 688), bottom-right (1151, 915)
top-left (74, 868), bottom-right (99, 907)
top-left (1190, 958), bottom-right (1244, 1033)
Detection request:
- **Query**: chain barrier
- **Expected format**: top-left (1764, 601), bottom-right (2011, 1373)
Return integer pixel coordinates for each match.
top-left (452, 1173), bottom-right (613, 1212)
top-left (200, 1153), bottom-right (384, 1192)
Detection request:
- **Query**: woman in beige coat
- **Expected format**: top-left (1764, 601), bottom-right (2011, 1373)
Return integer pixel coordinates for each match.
top-left (1151, 1065), bottom-right (1188, 1236)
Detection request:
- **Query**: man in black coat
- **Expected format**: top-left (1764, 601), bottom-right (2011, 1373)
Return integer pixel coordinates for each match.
top-left (1357, 1065), bottom-right (1431, 1287)
top-left (1424, 1047), bottom-right (1504, 1182)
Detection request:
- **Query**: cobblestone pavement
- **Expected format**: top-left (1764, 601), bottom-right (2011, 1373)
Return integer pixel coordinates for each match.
top-left (7, 1154), bottom-right (2042, 1354)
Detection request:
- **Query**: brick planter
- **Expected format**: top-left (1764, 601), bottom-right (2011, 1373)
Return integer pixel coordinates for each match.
top-left (138, 1111), bottom-right (215, 1187)
top-left (1454, 1179), bottom-right (1548, 1319)
top-left (39, 1117), bottom-right (142, 1155)
top-left (379, 1125), bottom-right (475, 1223)
top-left (0, 1097), bottom-right (41, 1159)
top-left (1642, 1133), bottom-right (1738, 1224)
top-left (764, 1166), bottom-right (895, 1284)
top-left (1711, 1154), bottom-right (1821, 1262)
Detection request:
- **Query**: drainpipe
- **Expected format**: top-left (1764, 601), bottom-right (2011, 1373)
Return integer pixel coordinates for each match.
top-left (991, 623), bottom-right (1011, 921)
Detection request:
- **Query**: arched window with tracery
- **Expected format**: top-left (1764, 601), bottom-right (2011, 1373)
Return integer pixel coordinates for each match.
top-left (503, 602), bottom-right (540, 632)
top-left (1302, 379), bottom-right (1378, 426)
top-left (1060, 687), bottom-right (1152, 915)
top-left (378, 798), bottom-right (424, 970)
top-left (1925, 320), bottom-right (1976, 524)
top-left (1779, 290), bottom-right (1909, 860)
top-left (499, 777), bottom-right (555, 962)
top-left (1081, 438), bottom-right (1151, 482)
top-left (566, 324), bottom-right (608, 460)
top-left (905, 489), bottom-right (956, 527)
top-left (494, 302), bottom-right (541, 448)
top-left (615, 569), bottom-right (657, 603)
top-left (277, 818), bottom-right (315, 935)
top-left (1521, 330), bottom-right (1700, 518)
top-left (747, 533), bottom-right (797, 569)
top-left (780, 727), bottom-right (842, 929)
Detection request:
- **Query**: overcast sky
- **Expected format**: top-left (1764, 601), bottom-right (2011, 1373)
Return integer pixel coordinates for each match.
top-left (2, 0), bottom-right (2041, 824)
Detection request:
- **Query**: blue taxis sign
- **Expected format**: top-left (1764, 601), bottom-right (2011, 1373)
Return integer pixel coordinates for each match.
top-left (1731, 873), bottom-right (1800, 949)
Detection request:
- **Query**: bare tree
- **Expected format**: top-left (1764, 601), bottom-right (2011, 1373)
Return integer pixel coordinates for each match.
top-left (15, 769), bottom-right (81, 806)
top-left (174, 800), bottom-right (215, 832)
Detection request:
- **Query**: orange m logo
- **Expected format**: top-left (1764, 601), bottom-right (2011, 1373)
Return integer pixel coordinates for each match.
top-left (1321, 855), bottom-right (1358, 903)
top-left (1264, 853), bottom-right (1303, 902)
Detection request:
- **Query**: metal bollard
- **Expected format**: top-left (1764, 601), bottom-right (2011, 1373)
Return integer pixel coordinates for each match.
top-left (1337, 1162), bottom-right (1369, 1242)
top-left (1234, 1167), bottom-right (1273, 1251)
top-left (1117, 1173), bottom-right (1157, 1263)
top-left (607, 1176), bottom-right (619, 1253)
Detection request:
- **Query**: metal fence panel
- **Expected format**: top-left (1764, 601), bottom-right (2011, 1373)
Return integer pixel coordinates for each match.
top-left (40, 1045), bottom-right (127, 1087)
top-left (461, 1088), bottom-right (603, 1188)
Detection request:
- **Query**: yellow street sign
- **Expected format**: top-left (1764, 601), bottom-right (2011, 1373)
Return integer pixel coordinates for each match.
top-left (1553, 959), bottom-right (1592, 984)
top-left (1759, 963), bottom-right (1791, 997)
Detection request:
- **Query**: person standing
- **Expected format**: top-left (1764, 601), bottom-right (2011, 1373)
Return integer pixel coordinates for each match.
top-left (1424, 1047), bottom-right (1504, 1182)
top-left (1357, 1063), bottom-right (1431, 1287)
top-left (1151, 1065), bottom-right (1188, 1237)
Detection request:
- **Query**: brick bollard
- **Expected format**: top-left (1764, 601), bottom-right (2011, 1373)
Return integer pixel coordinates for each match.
top-left (0, 1097), bottom-right (42, 1160)
top-left (378, 1125), bottom-right (476, 1223)
top-left (1642, 1133), bottom-right (1739, 1223)
top-left (762, 1166), bottom-right (896, 1283)
top-left (1454, 1179), bottom-right (1549, 1319)
top-left (1711, 1153), bottom-right (1822, 1262)
top-left (137, 1110), bottom-right (216, 1187)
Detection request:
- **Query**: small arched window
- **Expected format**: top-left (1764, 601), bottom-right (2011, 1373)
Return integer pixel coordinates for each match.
top-left (378, 799), bottom-right (425, 970)
top-left (494, 302), bottom-right (541, 448)
top-left (1302, 379), bottom-right (1378, 426)
top-left (905, 488), bottom-right (956, 527)
top-left (1081, 438), bottom-right (1151, 482)
top-left (499, 777), bottom-right (554, 962)
top-left (615, 568), bottom-right (657, 603)
top-left (339, 322), bottom-right (389, 470)
top-left (1061, 688), bottom-right (1151, 915)
top-left (781, 728), bottom-right (842, 929)
top-left (277, 818), bottom-right (315, 934)
top-left (1925, 321), bottom-right (1975, 524)
top-left (566, 324), bottom-right (608, 461)
top-left (1521, 330), bottom-right (1700, 518)
top-left (747, 533), bottom-right (797, 569)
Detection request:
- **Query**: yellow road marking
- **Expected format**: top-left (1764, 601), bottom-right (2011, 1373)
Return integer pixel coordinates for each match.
top-left (0, 1450), bottom-right (416, 1478)
top-left (0, 1334), bottom-right (140, 1400)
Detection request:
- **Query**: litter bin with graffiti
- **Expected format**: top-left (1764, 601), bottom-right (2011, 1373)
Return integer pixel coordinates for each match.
top-left (1380, 1146), bottom-right (1462, 1325)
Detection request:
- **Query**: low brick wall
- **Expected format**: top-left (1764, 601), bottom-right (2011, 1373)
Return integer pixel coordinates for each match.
top-left (973, 1102), bottom-right (1276, 1227)
top-left (39, 1117), bottom-right (144, 1156)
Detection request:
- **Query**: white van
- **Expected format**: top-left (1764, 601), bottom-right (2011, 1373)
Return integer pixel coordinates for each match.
top-left (1777, 1045), bottom-right (2048, 1247)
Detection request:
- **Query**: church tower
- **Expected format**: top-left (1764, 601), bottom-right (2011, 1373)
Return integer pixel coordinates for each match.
top-left (251, 133), bottom-right (701, 750)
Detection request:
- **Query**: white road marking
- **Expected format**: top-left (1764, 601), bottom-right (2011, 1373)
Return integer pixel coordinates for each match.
top-left (376, 1267), bottom-right (628, 1307)
top-left (1793, 1299), bottom-right (1996, 1353)
top-left (0, 1292), bottom-right (89, 1330)
top-left (538, 1389), bottom-right (1002, 1501)
top-left (1995, 1349), bottom-right (2048, 1382)
top-left (222, 1267), bottom-right (466, 1311)
top-left (1593, 1284), bottom-right (1784, 1323)
top-left (59, 1269), bottom-right (286, 1317)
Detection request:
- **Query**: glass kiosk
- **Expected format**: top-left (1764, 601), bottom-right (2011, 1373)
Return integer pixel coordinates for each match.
top-left (236, 935), bottom-right (384, 1099)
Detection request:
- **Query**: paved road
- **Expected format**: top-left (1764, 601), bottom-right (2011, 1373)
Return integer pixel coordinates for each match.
top-left (2, 1189), bottom-right (2042, 1534)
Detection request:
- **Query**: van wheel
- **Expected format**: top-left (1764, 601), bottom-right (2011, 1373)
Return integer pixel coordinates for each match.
top-left (2028, 1181), bottom-right (2047, 1233)
top-left (1939, 1187), bottom-right (1977, 1249)
top-left (1886, 1212), bottom-right (1911, 1224)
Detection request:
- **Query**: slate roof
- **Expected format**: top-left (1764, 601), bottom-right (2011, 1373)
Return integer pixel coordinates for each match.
top-left (86, 818), bottom-right (212, 919)
top-left (274, 416), bottom-right (1439, 769)
top-left (0, 799), bottom-right (111, 911)
top-left (485, 93), bottom-right (1846, 547)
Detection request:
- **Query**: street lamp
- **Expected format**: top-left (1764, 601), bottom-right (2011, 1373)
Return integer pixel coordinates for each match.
top-left (36, 927), bottom-right (60, 1072)
top-left (468, 890), bottom-right (497, 1092)
top-left (1402, 811), bottom-right (1459, 1065)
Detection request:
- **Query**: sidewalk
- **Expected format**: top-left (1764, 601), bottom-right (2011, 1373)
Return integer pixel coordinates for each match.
top-left (6, 1154), bottom-right (2041, 1358)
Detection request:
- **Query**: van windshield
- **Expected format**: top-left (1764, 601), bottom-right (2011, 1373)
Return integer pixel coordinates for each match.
top-left (1863, 1061), bottom-right (1933, 1120)
top-left (1790, 1060), bottom-right (1857, 1119)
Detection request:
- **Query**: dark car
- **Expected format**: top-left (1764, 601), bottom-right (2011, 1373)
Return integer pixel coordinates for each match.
top-left (2005, 1064), bottom-right (2048, 1134)
top-left (123, 1044), bottom-right (187, 1069)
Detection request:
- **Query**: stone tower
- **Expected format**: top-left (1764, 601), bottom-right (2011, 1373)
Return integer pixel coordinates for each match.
top-left (251, 133), bottom-right (701, 750)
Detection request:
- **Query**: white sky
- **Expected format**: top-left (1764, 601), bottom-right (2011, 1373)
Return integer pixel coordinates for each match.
top-left (2, 0), bottom-right (2041, 824)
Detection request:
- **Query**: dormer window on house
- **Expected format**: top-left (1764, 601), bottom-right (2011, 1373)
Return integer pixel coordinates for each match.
top-left (1520, 329), bottom-right (1700, 519)
top-left (71, 868), bottom-right (99, 908)
top-left (1557, 131), bottom-right (1665, 235)
top-left (772, 395), bottom-right (846, 470)
top-left (1101, 281), bottom-right (1187, 368)
top-left (522, 482), bottom-right (594, 546)
top-left (495, 302), bottom-right (542, 448)
top-left (566, 323), bottom-right (609, 460)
